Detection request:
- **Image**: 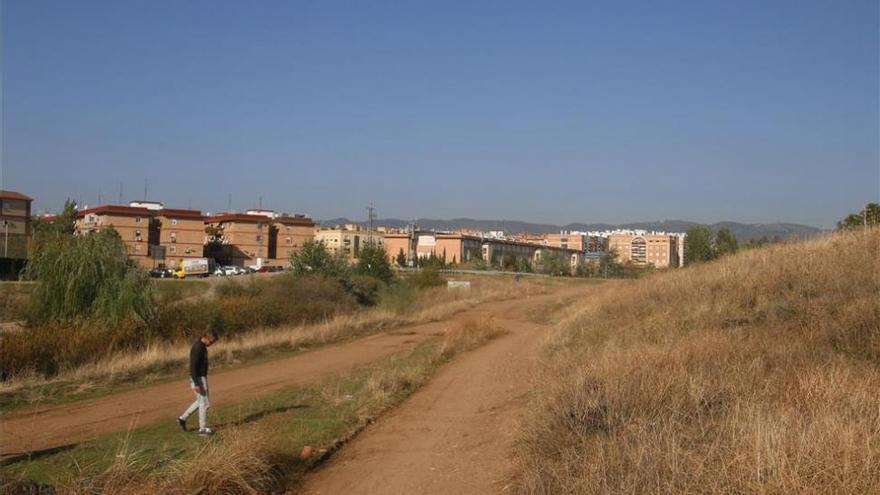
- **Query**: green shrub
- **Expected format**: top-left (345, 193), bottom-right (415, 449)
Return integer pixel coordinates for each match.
top-left (288, 240), bottom-right (350, 280)
top-left (355, 243), bottom-right (394, 284)
top-left (24, 228), bottom-right (154, 326)
top-left (347, 274), bottom-right (383, 306)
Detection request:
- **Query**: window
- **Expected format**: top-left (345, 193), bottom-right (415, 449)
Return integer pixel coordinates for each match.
top-left (631, 238), bottom-right (647, 263)
top-left (135, 217), bottom-right (142, 223)
top-left (171, 218), bottom-right (178, 225)
top-left (169, 246), bottom-right (176, 253)
top-left (170, 232), bottom-right (177, 243)
top-left (135, 230), bottom-right (142, 242)
top-left (286, 237), bottom-right (292, 244)
top-left (256, 235), bottom-right (263, 243)
top-left (134, 244), bottom-right (141, 252)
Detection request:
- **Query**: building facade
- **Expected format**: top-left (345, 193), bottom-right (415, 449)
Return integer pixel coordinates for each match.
top-left (75, 205), bottom-right (157, 268)
top-left (545, 233), bottom-right (607, 253)
top-left (204, 212), bottom-right (315, 268)
top-left (0, 191), bottom-right (33, 260)
top-left (75, 203), bottom-right (206, 268)
top-left (384, 231), bottom-right (583, 271)
top-left (607, 233), bottom-right (681, 268)
top-left (155, 209), bottom-right (205, 269)
top-left (316, 226), bottom-right (384, 260)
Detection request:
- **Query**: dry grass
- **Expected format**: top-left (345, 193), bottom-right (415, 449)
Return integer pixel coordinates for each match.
top-left (50, 316), bottom-right (510, 494)
top-left (514, 230), bottom-right (880, 494)
top-left (63, 427), bottom-right (276, 495)
top-left (0, 276), bottom-right (544, 409)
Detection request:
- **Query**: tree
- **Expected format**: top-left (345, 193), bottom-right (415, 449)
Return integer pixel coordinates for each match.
top-left (540, 252), bottom-right (570, 277)
top-left (288, 240), bottom-right (349, 280)
top-left (355, 243), bottom-right (394, 284)
top-left (837, 203), bottom-right (880, 231)
top-left (684, 226), bottom-right (716, 265)
top-left (599, 249), bottom-right (623, 278)
top-left (395, 248), bottom-right (407, 267)
top-left (715, 227), bottom-right (739, 257)
top-left (24, 227), bottom-right (154, 326)
top-left (32, 199), bottom-right (77, 240)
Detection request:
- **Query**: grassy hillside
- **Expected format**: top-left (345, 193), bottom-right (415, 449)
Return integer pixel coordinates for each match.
top-left (515, 230), bottom-right (879, 494)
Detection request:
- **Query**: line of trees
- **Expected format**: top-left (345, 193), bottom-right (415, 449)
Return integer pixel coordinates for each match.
top-left (683, 226), bottom-right (739, 265)
top-left (837, 203), bottom-right (879, 231)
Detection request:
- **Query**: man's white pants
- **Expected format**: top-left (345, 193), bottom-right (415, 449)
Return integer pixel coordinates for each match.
top-left (181, 376), bottom-right (210, 430)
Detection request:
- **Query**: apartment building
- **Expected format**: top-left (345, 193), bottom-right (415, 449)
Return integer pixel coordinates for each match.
top-left (607, 233), bottom-right (680, 268)
top-left (204, 212), bottom-right (315, 268)
top-left (156, 208), bottom-right (205, 268)
top-left (75, 203), bottom-right (206, 268)
top-left (272, 215), bottom-right (318, 265)
top-left (315, 225), bottom-right (384, 260)
top-left (545, 233), bottom-right (607, 253)
top-left (75, 205), bottom-right (157, 267)
top-left (0, 190), bottom-right (33, 260)
top-left (384, 231), bottom-right (583, 271)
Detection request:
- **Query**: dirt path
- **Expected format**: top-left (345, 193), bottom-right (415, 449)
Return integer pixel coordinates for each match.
top-left (0, 287), bottom-right (578, 460)
top-left (297, 293), bottom-right (564, 494)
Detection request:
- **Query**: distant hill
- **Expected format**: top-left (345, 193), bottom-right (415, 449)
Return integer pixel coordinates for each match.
top-left (320, 217), bottom-right (822, 241)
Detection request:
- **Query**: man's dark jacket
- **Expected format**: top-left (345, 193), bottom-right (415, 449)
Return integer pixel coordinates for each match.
top-left (190, 340), bottom-right (208, 385)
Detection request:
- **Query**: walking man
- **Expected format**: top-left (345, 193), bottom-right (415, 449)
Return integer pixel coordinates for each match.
top-left (178, 331), bottom-right (218, 436)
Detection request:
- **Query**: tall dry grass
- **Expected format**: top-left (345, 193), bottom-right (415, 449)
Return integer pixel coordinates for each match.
top-left (56, 317), bottom-right (508, 494)
top-left (64, 427), bottom-right (276, 495)
top-left (515, 230), bottom-right (880, 494)
top-left (0, 277), bottom-right (544, 406)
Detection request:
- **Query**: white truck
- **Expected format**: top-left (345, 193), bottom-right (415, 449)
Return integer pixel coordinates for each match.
top-left (174, 258), bottom-right (210, 278)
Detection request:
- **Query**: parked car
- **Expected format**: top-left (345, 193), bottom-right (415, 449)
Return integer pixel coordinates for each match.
top-left (149, 268), bottom-right (174, 278)
top-left (221, 266), bottom-right (239, 276)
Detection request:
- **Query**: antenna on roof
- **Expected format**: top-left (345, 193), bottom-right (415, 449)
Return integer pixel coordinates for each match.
top-left (259, 196), bottom-right (263, 210)
top-left (118, 182), bottom-right (123, 204)
top-left (98, 188), bottom-right (102, 205)
top-left (143, 179), bottom-right (148, 201)
top-left (227, 193), bottom-right (232, 213)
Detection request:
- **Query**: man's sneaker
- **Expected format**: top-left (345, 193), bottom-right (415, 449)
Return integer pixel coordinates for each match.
top-left (177, 417), bottom-right (187, 432)
top-left (198, 428), bottom-right (214, 436)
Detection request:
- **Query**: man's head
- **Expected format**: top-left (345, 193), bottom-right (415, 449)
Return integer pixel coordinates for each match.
top-left (201, 331), bottom-right (219, 347)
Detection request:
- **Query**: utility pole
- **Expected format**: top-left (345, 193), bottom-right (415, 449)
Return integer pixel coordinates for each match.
top-left (367, 203), bottom-right (375, 245)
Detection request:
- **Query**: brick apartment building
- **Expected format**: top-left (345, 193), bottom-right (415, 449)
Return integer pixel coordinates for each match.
top-left (75, 203), bottom-right (205, 268)
top-left (0, 190), bottom-right (33, 260)
top-left (204, 212), bottom-right (315, 268)
top-left (607, 233), bottom-right (681, 268)
top-left (156, 208), bottom-right (206, 268)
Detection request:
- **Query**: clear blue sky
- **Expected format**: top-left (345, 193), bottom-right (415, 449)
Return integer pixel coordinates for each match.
top-left (3, 1), bottom-right (878, 228)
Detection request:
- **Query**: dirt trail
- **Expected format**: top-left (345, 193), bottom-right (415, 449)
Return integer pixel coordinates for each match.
top-left (297, 290), bottom-right (571, 494)
top-left (0, 287), bottom-right (578, 460)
